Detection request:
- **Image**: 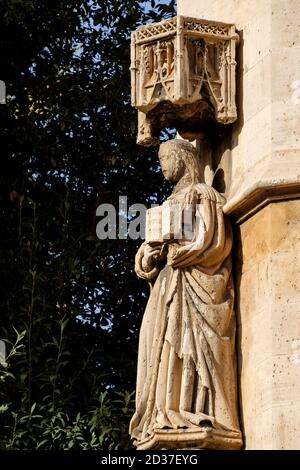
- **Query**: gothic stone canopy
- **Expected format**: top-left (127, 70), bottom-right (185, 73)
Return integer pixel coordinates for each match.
top-left (131, 16), bottom-right (239, 146)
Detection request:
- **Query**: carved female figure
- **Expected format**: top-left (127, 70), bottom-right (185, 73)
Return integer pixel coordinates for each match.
top-left (129, 139), bottom-right (242, 450)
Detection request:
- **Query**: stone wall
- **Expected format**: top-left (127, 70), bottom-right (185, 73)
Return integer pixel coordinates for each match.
top-left (178, 0), bottom-right (300, 221)
top-left (236, 199), bottom-right (300, 449)
top-left (178, 0), bottom-right (300, 449)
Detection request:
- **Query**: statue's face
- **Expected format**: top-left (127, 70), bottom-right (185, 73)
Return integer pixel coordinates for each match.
top-left (159, 146), bottom-right (185, 183)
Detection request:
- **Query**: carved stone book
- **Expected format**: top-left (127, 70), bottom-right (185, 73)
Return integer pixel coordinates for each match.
top-left (145, 201), bottom-right (195, 243)
top-left (145, 202), bottom-right (180, 243)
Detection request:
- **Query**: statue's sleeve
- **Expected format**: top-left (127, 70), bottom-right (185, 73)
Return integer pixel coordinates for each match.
top-left (167, 196), bottom-right (229, 269)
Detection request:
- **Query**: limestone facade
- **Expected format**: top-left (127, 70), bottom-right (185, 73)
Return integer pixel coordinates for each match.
top-left (178, 0), bottom-right (300, 221)
top-left (178, 0), bottom-right (300, 449)
top-left (236, 199), bottom-right (300, 449)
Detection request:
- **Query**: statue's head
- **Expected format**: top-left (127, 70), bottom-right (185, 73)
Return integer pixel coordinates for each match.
top-left (158, 139), bottom-right (203, 184)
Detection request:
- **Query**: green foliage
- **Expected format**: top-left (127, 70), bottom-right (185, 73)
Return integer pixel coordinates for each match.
top-left (0, 330), bottom-right (135, 449)
top-left (0, 321), bottom-right (136, 450)
top-left (0, 0), bottom-right (176, 449)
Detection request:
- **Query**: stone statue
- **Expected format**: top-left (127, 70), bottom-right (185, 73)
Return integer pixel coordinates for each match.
top-left (129, 139), bottom-right (242, 450)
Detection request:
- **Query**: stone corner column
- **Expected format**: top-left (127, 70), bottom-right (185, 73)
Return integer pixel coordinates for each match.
top-left (178, 0), bottom-right (300, 450)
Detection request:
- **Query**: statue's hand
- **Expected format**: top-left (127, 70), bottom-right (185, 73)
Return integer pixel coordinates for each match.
top-left (135, 242), bottom-right (165, 280)
top-left (141, 244), bottom-right (162, 272)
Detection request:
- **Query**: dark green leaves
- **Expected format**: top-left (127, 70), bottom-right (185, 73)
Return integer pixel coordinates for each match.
top-left (0, 0), bottom-right (175, 449)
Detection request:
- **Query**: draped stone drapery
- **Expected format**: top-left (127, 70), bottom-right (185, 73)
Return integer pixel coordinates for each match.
top-left (130, 183), bottom-right (241, 447)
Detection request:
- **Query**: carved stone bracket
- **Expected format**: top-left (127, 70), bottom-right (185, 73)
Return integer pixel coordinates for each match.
top-left (131, 16), bottom-right (239, 146)
top-left (136, 428), bottom-right (243, 451)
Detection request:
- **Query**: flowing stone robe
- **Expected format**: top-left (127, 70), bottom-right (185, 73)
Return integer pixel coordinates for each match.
top-left (129, 183), bottom-right (241, 446)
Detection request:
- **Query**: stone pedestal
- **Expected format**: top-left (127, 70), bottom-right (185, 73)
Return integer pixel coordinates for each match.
top-left (136, 428), bottom-right (242, 450)
top-left (178, 0), bottom-right (300, 449)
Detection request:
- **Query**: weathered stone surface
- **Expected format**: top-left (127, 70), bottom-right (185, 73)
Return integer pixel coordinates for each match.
top-left (178, 0), bottom-right (300, 220)
top-left (130, 0), bottom-right (300, 451)
top-left (236, 200), bottom-right (300, 449)
top-left (129, 139), bottom-right (242, 450)
top-left (131, 16), bottom-right (239, 145)
top-left (178, 0), bottom-right (300, 450)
